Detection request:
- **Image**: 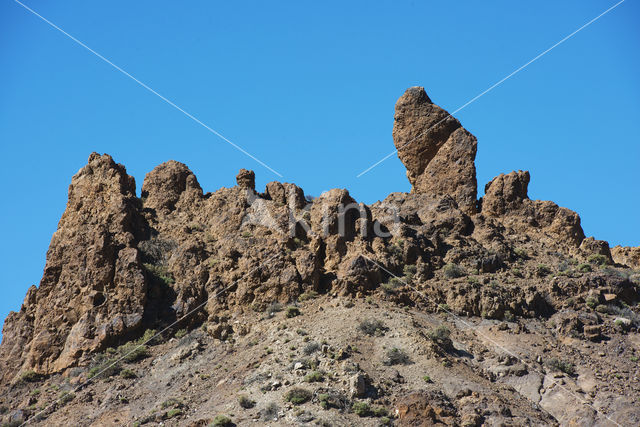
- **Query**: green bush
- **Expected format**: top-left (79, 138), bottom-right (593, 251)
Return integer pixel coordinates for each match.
top-left (175, 329), bottom-right (187, 339)
top-left (578, 263), bottom-right (592, 273)
top-left (383, 347), bottom-right (410, 366)
top-left (167, 409), bottom-right (183, 419)
top-left (358, 319), bottom-right (387, 336)
top-left (304, 371), bottom-right (324, 383)
top-left (89, 356), bottom-right (121, 379)
top-left (423, 375), bottom-right (432, 383)
top-left (284, 388), bottom-right (312, 405)
top-left (546, 358), bottom-right (575, 376)
top-left (443, 264), bottom-right (466, 279)
top-left (352, 401), bottom-right (371, 417)
top-left (428, 325), bottom-right (451, 342)
top-left (299, 290), bottom-right (319, 301)
top-left (59, 391), bottom-right (75, 405)
top-left (303, 342), bottom-right (321, 355)
top-left (212, 415), bottom-right (233, 426)
top-left (238, 395), bottom-right (256, 409)
top-left (403, 264), bottom-right (417, 278)
top-left (286, 306), bottom-right (301, 318)
top-left (585, 297), bottom-right (598, 309)
top-left (20, 370), bottom-right (40, 383)
top-left (120, 369), bottom-right (136, 379)
top-left (514, 248), bottom-right (528, 259)
top-left (537, 264), bottom-right (552, 277)
top-left (119, 342), bottom-right (149, 363)
top-left (588, 254), bottom-right (609, 266)
top-left (143, 263), bottom-right (175, 285)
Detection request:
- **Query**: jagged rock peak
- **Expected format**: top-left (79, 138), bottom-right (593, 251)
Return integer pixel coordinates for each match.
top-left (236, 168), bottom-right (256, 190)
top-left (393, 87), bottom-right (478, 214)
top-left (141, 160), bottom-right (202, 214)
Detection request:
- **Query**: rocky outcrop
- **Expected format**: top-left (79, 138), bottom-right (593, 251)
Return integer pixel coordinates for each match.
top-left (611, 246), bottom-right (640, 268)
top-left (0, 86), bottom-right (636, 395)
top-left (482, 171), bottom-right (530, 216)
top-left (0, 153), bottom-right (148, 383)
top-left (141, 160), bottom-right (203, 215)
top-left (482, 170), bottom-right (585, 247)
top-left (393, 87), bottom-right (478, 214)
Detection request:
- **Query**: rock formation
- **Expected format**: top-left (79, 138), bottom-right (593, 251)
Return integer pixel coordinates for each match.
top-left (1, 88), bottom-right (638, 427)
top-left (481, 170), bottom-right (586, 246)
top-left (0, 153), bottom-right (148, 383)
top-left (393, 86), bottom-right (478, 214)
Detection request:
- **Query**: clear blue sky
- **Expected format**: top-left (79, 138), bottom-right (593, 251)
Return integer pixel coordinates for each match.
top-left (1, 0), bottom-right (638, 332)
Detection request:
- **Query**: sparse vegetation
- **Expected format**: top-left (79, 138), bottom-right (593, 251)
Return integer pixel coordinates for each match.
top-left (428, 325), bottom-right (452, 349)
top-left (358, 319), bottom-right (387, 336)
top-left (120, 369), bottom-right (136, 379)
top-left (381, 276), bottom-right (404, 294)
top-left (59, 391), bottom-right (75, 405)
top-left (285, 388), bottom-right (312, 405)
top-left (175, 328), bottom-right (187, 339)
top-left (537, 264), bottom-right (552, 277)
top-left (437, 303), bottom-right (450, 313)
top-left (238, 395), bottom-right (256, 409)
top-left (586, 297), bottom-right (598, 309)
top-left (261, 402), bottom-right (279, 421)
top-left (304, 370), bottom-right (324, 382)
top-left (20, 370), bottom-right (40, 383)
top-left (286, 306), bottom-right (301, 318)
top-left (211, 414), bottom-right (233, 426)
top-left (403, 264), bottom-right (417, 278)
top-left (303, 342), bottom-right (321, 355)
top-left (443, 263), bottom-right (466, 278)
top-left (546, 358), bottom-right (575, 376)
top-left (578, 263), bottom-right (592, 273)
top-left (167, 408), bottom-right (183, 419)
top-left (118, 342), bottom-right (149, 363)
top-left (161, 398), bottom-right (182, 409)
top-left (588, 254), bottom-right (609, 266)
top-left (514, 248), bottom-right (528, 260)
top-left (383, 347), bottom-right (410, 366)
top-left (423, 375), bottom-right (432, 383)
top-left (352, 401), bottom-right (371, 417)
top-left (299, 290), bottom-right (319, 302)
top-left (143, 263), bottom-right (175, 285)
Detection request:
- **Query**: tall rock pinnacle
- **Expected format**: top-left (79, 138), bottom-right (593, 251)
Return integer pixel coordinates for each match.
top-left (393, 87), bottom-right (478, 214)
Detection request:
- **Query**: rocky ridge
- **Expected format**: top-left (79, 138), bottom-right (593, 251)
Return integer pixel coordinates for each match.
top-left (1, 87), bottom-right (639, 426)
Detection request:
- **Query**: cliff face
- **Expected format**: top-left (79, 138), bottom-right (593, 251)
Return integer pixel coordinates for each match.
top-left (1, 88), bottom-right (639, 426)
top-left (0, 154), bottom-right (149, 382)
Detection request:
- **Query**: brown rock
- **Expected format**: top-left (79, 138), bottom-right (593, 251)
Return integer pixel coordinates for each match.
top-left (236, 168), bottom-right (255, 190)
top-left (579, 237), bottom-right (613, 263)
top-left (482, 171), bottom-right (530, 216)
top-left (583, 325), bottom-right (602, 342)
top-left (611, 245), bottom-right (640, 269)
top-left (141, 160), bottom-right (203, 214)
top-left (0, 153), bottom-right (148, 382)
top-left (393, 87), bottom-right (478, 214)
top-left (482, 170), bottom-right (585, 247)
top-left (265, 181), bottom-right (305, 209)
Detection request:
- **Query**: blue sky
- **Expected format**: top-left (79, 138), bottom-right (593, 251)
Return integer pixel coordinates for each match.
top-left (1, 0), bottom-right (638, 332)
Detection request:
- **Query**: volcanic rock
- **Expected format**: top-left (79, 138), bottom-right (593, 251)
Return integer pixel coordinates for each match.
top-left (393, 86), bottom-right (478, 214)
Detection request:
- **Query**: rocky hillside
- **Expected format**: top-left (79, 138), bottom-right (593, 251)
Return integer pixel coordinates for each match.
top-left (1, 87), bottom-right (639, 427)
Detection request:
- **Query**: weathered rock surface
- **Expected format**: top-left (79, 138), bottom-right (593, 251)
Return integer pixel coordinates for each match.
top-left (393, 86), bottom-right (478, 214)
top-left (0, 153), bottom-right (148, 383)
top-left (482, 170), bottom-right (585, 247)
top-left (0, 87), bottom-right (638, 427)
top-left (612, 245), bottom-right (640, 268)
